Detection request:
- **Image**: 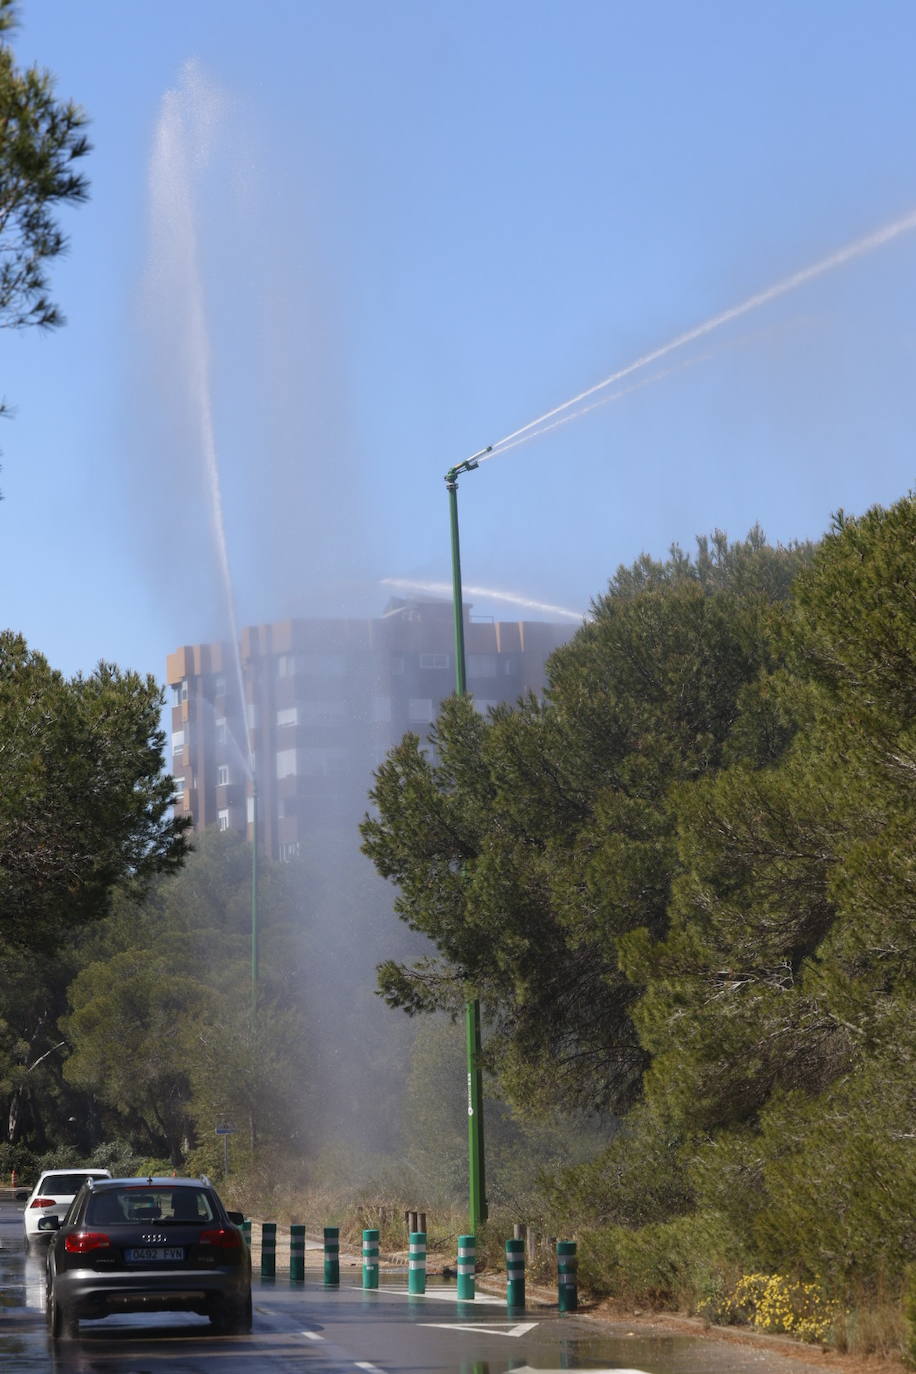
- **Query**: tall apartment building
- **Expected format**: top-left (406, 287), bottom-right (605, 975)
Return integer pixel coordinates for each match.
top-left (166, 597), bottom-right (576, 860)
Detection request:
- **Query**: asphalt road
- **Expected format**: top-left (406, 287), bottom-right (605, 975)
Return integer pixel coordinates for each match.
top-left (1, 1199), bottom-right (834, 1374)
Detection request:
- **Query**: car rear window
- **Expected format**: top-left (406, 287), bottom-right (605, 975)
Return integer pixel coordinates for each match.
top-left (39, 1173), bottom-right (106, 1194)
top-left (86, 1188), bottom-right (217, 1225)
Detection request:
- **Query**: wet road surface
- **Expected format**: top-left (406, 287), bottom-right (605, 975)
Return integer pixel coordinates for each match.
top-left (1, 1199), bottom-right (834, 1373)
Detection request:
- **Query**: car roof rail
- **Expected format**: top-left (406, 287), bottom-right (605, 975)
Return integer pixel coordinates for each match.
top-left (200, 1175), bottom-right (211, 1187)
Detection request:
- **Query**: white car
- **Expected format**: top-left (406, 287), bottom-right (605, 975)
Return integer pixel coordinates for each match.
top-left (23, 1168), bottom-right (112, 1247)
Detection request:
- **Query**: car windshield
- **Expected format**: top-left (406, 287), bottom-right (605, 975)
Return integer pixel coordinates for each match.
top-left (86, 1187), bottom-right (217, 1225)
top-left (39, 1173), bottom-right (105, 1195)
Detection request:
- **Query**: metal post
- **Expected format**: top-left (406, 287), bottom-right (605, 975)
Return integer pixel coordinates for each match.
top-left (506, 1237), bottom-right (525, 1310)
top-left (445, 458), bottom-right (490, 1234)
top-left (408, 1231), bottom-right (427, 1295)
top-left (290, 1224), bottom-right (305, 1282)
top-left (250, 782), bottom-right (258, 1021)
top-left (457, 1233), bottom-right (476, 1301)
top-left (362, 1228), bottom-right (379, 1289)
top-left (260, 1221), bottom-right (276, 1279)
top-left (323, 1227), bottom-right (339, 1286)
top-left (557, 1240), bottom-right (578, 1312)
top-left (241, 1219), bottom-right (251, 1248)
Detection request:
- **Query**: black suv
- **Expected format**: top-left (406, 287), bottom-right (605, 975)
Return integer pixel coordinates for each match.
top-left (42, 1176), bottom-right (252, 1339)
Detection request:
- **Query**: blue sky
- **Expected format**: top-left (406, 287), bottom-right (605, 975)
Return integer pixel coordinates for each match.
top-left (2, 0), bottom-right (915, 682)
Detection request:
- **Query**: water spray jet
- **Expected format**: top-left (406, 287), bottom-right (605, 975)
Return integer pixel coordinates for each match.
top-left (474, 205), bottom-right (916, 466)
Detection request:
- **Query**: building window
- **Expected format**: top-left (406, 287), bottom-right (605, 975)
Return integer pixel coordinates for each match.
top-left (173, 776), bottom-right (186, 800)
top-left (245, 701), bottom-right (257, 729)
top-left (171, 679), bottom-right (188, 705)
top-left (503, 657), bottom-right (516, 675)
top-left (246, 795), bottom-right (255, 825)
top-left (408, 698), bottom-right (434, 724)
top-left (216, 764), bottom-right (230, 787)
top-left (276, 748), bottom-right (298, 779)
top-left (279, 841), bottom-right (301, 862)
top-left (390, 654), bottom-right (405, 675)
top-left (277, 706), bottom-right (299, 727)
top-left (213, 674), bottom-right (227, 696)
top-left (215, 716), bottom-right (228, 746)
top-left (469, 653), bottom-right (497, 677)
top-left (420, 652), bottom-right (449, 670)
top-left (171, 729), bottom-right (185, 758)
top-left (217, 809), bottom-right (230, 831)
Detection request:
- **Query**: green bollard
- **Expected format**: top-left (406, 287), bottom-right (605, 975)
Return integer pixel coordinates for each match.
top-left (557, 1240), bottom-right (578, 1312)
top-left (362, 1228), bottom-right (379, 1289)
top-left (408, 1231), bottom-right (427, 1295)
top-left (290, 1224), bottom-right (306, 1282)
top-left (260, 1221), bottom-right (276, 1279)
top-left (241, 1219), bottom-right (252, 1248)
top-left (456, 1234), bottom-right (476, 1301)
top-left (323, 1226), bottom-right (339, 1286)
top-left (506, 1237), bottom-right (525, 1310)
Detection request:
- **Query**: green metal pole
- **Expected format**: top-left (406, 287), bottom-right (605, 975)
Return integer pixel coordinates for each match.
top-left (250, 782), bottom-right (258, 1021)
top-left (445, 462), bottom-right (489, 1235)
top-left (447, 473), bottom-right (469, 696)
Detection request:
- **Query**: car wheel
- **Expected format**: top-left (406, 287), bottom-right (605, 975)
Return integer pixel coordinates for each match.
top-left (210, 1292), bottom-right (252, 1335)
top-left (47, 1286), bottom-right (78, 1341)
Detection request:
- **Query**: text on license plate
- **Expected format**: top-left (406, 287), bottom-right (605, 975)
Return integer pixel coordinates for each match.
top-left (125, 1247), bottom-right (184, 1262)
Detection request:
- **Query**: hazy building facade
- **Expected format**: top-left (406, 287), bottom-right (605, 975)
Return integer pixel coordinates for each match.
top-left (166, 598), bottom-right (576, 860)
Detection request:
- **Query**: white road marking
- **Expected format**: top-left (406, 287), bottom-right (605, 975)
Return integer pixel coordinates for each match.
top-left (419, 1320), bottom-right (539, 1338)
top-left (302, 1329), bottom-right (324, 1340)
top-left (354, 1364), bottom-right (386, 1373)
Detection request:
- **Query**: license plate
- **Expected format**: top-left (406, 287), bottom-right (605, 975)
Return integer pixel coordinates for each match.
top-left (125, 1247), bottom-right (184, 1262)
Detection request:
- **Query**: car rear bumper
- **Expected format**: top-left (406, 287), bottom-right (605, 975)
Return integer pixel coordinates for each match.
top-left (53, 1266), bottom-right (249, 1318)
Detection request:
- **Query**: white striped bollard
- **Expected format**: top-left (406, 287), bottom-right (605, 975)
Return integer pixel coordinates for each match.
top-left (506, 1237), bottom-right (525, 1310)
top-left (557, 1239), bottom-right (577, 1311)
top-left (261, 1222), bottom-right (277, 1279)
top-left (408, 1230), bottom-right (427, 1294)
top-left (323, 1226), bottom-right (339, 1286)
top-left (456, 1234), bottom-right (475, 1300)
top-left (362, 1228), bottom-right (379, 1289)
top-left (290, 1224), bottom-right (305, 1282)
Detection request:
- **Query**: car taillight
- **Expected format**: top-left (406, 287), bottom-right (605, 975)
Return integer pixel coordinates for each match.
top-left (30, 1197), bottom-right (57, 1208)
top-left (198, 1227), bottom-right (242, 1249)
top-left (64, 1232), bottom-right (111, 1253)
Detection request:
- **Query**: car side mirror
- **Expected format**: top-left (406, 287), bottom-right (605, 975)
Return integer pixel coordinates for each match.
top-left (37, 1215), bottom-right (61, 1231)
top-left (226, 1211), bottom-right (244, 1226)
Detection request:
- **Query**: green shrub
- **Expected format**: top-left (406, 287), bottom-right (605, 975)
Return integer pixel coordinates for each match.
top-left (577, 1210), bottom-right (745, 1312)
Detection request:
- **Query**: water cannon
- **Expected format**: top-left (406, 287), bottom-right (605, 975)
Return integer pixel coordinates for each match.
top-left (444, 446), bottom-right (493, 487)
